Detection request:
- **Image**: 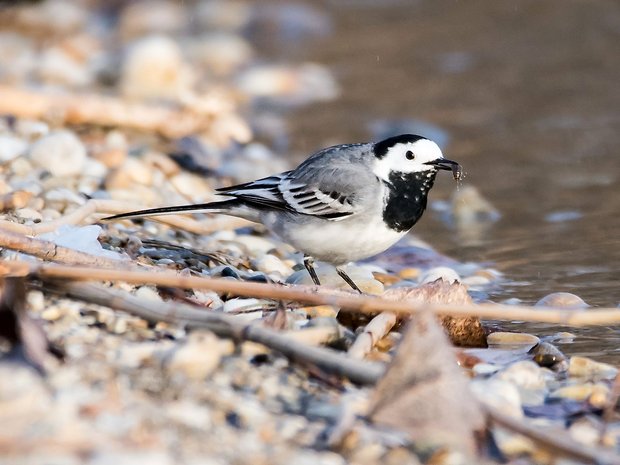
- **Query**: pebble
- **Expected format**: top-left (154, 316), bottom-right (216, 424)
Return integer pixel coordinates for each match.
top-left (121, 35), bottom-right (193, 100)
top-left (470, 379), bottom-right (523, 418)
top-left (529, 342), bottom-right (568, 371)
top-left (568, 356), bottom-right (618, 380)
top-left (235, 63), bottom-right (339, 105)
top-left (15, 207), bottom-right (42, 222)
top-left (494, 361), bottom-right (547, 405)
top-left (535, 292), bottom-right (589, 309)
top-left (29, 130), bottom-right (87, 177)
top-left (14, 119), bottom-right (49, 139)
top-left (9, 159), bottom-right (34, 180)
top-left (251, 254), bottom-right (293, 277)
top-left (169, 172), bottom-right (213, 199)
top-left (419, 266), bottom-right (460, 284)
top-left (300, 306), bottom-right (338, 319)
top-left (165, 331), bottom-right (227, 380)
top-left (0, 135), bottom-right (28, 163)
top-left (119, 0), bottom-right (187, 39)
top-left (190, 32), bottom-right (253, 75)
top-left (487, 332), bottom-right (540, 349)
top-left (223, 298), bottom-right (267, 313)
top-left (549, 382), bottom-right (610, 408)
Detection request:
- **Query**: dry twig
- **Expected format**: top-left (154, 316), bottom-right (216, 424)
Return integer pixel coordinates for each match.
top-left (348, 312), bottom-right (397, 359)
top-left (5, 262), bottom-right (620, 326)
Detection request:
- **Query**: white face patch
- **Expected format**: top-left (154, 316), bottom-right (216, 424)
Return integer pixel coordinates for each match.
top-left (373, 139), bottom-right (444, 181)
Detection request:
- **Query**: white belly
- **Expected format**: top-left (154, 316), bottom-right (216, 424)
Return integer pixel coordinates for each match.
top-left (261, 210), bottom-right (406, 264)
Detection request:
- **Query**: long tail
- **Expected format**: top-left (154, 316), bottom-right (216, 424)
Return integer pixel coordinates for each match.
top-left (102, 200), bottom-right (239, 221)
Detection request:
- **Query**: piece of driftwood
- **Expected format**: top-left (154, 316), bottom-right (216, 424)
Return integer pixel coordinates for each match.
top-left (0, 84), bottom-right (208, 138)
top-left (5, 262), bottom-right (620, 326)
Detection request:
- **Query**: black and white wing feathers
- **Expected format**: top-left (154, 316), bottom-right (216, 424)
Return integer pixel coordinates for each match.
top-left (216, 144), bottom-right (377, 221)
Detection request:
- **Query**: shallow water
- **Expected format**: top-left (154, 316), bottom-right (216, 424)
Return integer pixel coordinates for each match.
top-left (267, 1), bottom-right (620, 358)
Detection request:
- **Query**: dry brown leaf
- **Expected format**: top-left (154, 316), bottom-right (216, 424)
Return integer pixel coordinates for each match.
top-left (368, 311), bottom-right (485, 456)
top-left (383, 280), bottom-right (487, 347)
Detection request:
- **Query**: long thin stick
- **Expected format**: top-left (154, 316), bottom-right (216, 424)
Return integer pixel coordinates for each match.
top-left (46, 280), bottom-right (385, 385)
top-left (14, 262), bottom-right (620, 326)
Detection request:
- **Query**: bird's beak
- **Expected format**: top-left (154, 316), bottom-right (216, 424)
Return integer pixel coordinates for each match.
top-left (424, 158), bottom-right (462, 180)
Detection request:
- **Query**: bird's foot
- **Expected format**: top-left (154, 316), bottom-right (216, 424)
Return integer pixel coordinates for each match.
top-left (303, 255), bottom-right (322, 286)
top-left (336, 267), bottom-right (363, 294)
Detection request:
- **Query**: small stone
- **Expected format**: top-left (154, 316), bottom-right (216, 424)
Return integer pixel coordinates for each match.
top-left (472, 363), bottom-right (501, 376)
top-left (568, 417), bottom-right (603, 447)
top-left (29, 130), bottom-right (86, 177)
top-left (190, 32), bottom-right (253, 75)
top-left (94, 148), bottom-right (127, 169)
top-left (251, 254), bottom-right (292, 277)
top-left (165, 331), bottom-right (224, 380)
top-left (0, 135), bottom-right (28, 164)
top-left (371, 272), bottom-right (401, 286)
top-left (14, 120), bottom-right (49, 139)
top-left (398, 267), bottom-right (421, 280)
top-left (568, 356), bottom-right (618, 380)
top-left (487, 332), bottom-right (540, 348)
top-left (121, 35), bottom-right (194, 101)
top-left (41, 307), bottom-right (63, 321)
top-left (535, 292), bottom-right (589, 309)
top-left (169, 172), bottom-right (213, 200)
top-left (223, 298), bottom-right (266, 313)
top-left (26, 290), bottom-right (45, 313)
top-left (470, 379), bottom-right (523, 418)
top-left (15, 207), bottom-right (42, 222)
top-left (9, 157), bottom-right (34, 177)
top-left (300, 305), bottom-right (338, 318)
top-left (82, 159), bottom-right (108, 179)
top-left (119, 0), bottom-right (187, 39)
top-left (494, 361), bottom-right (546, 405)
top-left (550, 383), bottom-right (609, 408)
top-left (134, 286), bottom-right (162, 302)
top-left (529, 342), bottom-right (568, 371)
top-left (233, 235), bottom-right (279, 256)
top-left (419, 266), bottom-right (460, 284)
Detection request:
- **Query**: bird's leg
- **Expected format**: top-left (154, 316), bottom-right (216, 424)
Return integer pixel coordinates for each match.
top-left (303, 255), bottom-right (321, 286)
top-left (336, 267), bottom-right (363, 294)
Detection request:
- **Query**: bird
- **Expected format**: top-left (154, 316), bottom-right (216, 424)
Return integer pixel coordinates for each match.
top-left (103, 134), bottom-right (462, 292)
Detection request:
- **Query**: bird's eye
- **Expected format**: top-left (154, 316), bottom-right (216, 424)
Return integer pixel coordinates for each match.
top-left (405, 150), bottom-right (415, 160)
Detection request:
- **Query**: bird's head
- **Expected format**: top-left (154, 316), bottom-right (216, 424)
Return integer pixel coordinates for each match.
top-left (372, 134), bottom-right (461, 182)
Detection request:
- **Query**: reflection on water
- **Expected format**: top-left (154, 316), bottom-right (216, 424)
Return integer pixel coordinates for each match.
top-left (271, 1), bottom-right (620, 357)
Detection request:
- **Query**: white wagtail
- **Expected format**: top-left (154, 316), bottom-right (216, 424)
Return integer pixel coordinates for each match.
top-left (104, 134), bottom-right (462, 292)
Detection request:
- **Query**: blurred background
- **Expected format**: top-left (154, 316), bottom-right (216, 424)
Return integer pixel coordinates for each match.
top-left (0, 1), bottom-right (618, 306)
